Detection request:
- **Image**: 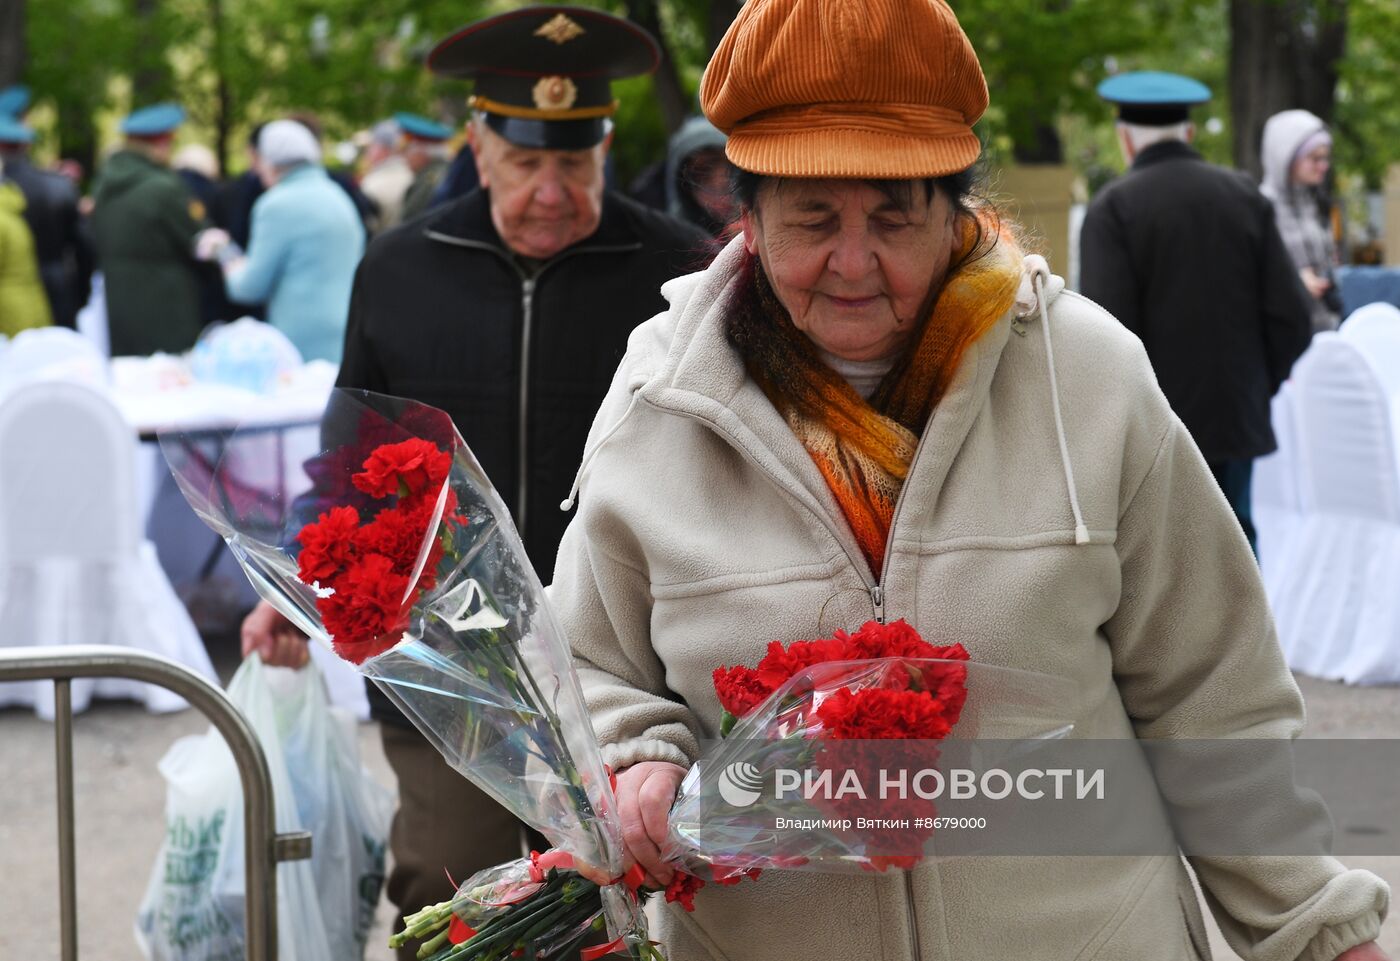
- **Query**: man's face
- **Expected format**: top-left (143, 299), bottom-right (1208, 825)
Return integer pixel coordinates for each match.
top-left (470, 122), bottom-right (607, 260)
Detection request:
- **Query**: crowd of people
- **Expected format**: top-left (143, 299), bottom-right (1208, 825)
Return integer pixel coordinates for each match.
top-left (0, 83), bottom-right (737, 362)
top-left (1, 1), bottom-right (1391, 959)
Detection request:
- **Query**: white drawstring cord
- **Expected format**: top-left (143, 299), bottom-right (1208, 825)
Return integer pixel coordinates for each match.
top-left (559, 392), bottom-right (642, 512)
top-left (1036, 272), bottom-right (1091, 545)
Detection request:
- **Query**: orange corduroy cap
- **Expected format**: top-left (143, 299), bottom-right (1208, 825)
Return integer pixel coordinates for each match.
top-left (700, 0), bottom-right (988, 179)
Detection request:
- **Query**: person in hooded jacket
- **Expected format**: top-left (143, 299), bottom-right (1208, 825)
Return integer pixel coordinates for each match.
top-left (663, 116), bottom-right (737, 238)
top-left (1261, 109), bottom-right (1342, 332)
top-left (548, 6), bottom-right (1389, 961)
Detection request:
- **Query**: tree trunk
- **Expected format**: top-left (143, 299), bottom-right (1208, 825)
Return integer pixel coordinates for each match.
top-left (1229, 0), bottom-right (1346, 179)
top-left (0, 0), bottom-right (25, 90)
top-left (626, 0), bottom-right (688, 134)
top-left (707, 0), bottom-right (744, 54)
top-left (209, 0), bottom-right (230, 175)
top-left (130, 0), bottom-right (172, 106)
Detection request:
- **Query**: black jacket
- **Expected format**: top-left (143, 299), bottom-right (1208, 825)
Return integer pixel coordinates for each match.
top-left (337, 188), bottom-right (708, 725)
top-left (2, 155), bottom-right (93, 328)
top-left (1079, 141), bottom-right (1313, 461)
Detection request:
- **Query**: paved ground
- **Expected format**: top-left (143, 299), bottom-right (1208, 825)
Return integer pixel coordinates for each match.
top-left (1, 632), bottom-right (1396, 960)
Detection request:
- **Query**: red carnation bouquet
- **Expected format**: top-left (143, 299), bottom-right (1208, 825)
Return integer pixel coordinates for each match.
top-left (662, 620), bottom-right (1075, 896)
top-left (162, 390), bottom-right (660, 961)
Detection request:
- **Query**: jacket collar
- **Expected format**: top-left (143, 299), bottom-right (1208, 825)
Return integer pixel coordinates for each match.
top-left (422, 188), bottom-right (644, 259)
top-left (636, 236), bottom-right (1025, 569)
top-left (1131, 139), bottom-right (1203, 171)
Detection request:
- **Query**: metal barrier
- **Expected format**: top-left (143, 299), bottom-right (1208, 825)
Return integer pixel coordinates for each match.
top-left (0, 645), bottom-right (313, 961)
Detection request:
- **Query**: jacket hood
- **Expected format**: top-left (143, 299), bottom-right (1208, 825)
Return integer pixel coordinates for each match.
top-left (1260, 109), bottom-right (1325, 198)
top-left (664, 116), bottom-right (728, 230)
top-left (94, 149), bottom-right (164, 203)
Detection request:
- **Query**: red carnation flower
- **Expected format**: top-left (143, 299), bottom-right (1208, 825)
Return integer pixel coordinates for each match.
top-left (712, 665), bottom-right (775, 718)
top-left (753, 637), bottom-right (852, 690)
top-left (664, 873), bottom-right (705, 912)
top-left (358, 490), bottom-right (455, 574)
top-left (352, 438), bottom-right (452, 499)
top-left (295, 505), bottom-right (361, 584)
top-left (815, 687), bottom-right (955, 741)
top-left (319, 553), bottom-right (412, 663)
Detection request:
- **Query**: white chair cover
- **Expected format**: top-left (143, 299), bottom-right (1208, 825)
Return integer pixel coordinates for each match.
top-left (75, 271), bottom-right (110, 358)
top-left (0, 382), bottom-right (218, 717)
top-left (0, 327), bottom-right (108, 396)
top-left (1269, 333), bottom-right (1400, 684)
top-left (1253, 384), bottom-right (1305, 596)
top-left (1342, 301), bottom-right (1400, 342)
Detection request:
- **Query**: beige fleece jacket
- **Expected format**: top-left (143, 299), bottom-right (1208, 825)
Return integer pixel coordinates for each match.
top-left (548, 237), bottom-right (1388, 961)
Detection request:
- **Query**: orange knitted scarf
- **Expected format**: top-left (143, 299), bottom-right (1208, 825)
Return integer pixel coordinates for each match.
top-left (730, 212), bottom-right (1022, 577)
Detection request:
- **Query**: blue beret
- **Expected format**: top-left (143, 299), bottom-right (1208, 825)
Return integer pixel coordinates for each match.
top-left (121, 103), bottom-right (186, 137)
top-left (0, 115), bottom-right (34, 144)
top-left (0, 86), bottom-right (31, 118)
top-left (394, 112), bottom-right (453, 142)
top-left (1097, 71), bottom-right (1210, 108)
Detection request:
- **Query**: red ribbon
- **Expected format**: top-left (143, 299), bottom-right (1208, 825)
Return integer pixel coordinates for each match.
top-left (528, 848), bottom-right (578, 883)
top-left (447, 915), bottom-right (476, 944)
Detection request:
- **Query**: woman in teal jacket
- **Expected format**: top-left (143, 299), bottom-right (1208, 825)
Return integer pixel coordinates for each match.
top-left (215, 120), bottom-right (364, 363)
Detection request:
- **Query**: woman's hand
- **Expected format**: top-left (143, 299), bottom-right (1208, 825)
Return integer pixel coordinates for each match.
top-left (1337, 943), bottom-right (1391, 961)
top-left (240, 599), bottom-right (309, 668)
top-left (614, 761), bottom-right (688, 888)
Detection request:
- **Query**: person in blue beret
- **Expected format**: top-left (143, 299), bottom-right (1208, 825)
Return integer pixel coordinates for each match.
top-left (0, 111), bottom-right (94, 329)
top-left (395, 112), bottom-right (454, 222)
top-left (1079, 71), bottom-right (1314, 551)
top-left (92, 103), bottom-right (211, 355)
top-left (0, 85), bottom-right (31, 119)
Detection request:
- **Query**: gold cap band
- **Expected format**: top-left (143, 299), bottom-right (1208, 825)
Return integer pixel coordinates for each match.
top-left (467, 94), bottom-right (619, 122)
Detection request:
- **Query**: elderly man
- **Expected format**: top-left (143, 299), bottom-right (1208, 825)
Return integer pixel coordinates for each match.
top-left (1079, 72), bottom-right (1313, 551)
top-left (197, 120), bottom-right (364, 362)
top-left (396, 112), bottom-right (454, 222)
top-left (240, 7), bottom-right (706, 956)
top-left (92, 103), bottom-right (209, 355)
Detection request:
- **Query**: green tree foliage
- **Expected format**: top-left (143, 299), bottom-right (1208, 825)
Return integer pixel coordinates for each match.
top-left (16, 0), bottom-right (1400, 190)
top-left (1333, 0), bottom-right (1400, 188)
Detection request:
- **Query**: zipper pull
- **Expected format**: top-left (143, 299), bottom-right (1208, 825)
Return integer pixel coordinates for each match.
top-left (870, 585), bottom-right (885, 623)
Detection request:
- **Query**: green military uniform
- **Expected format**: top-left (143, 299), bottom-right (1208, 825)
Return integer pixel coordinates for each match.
top-left (400, 157), bottom-right (449, 222)
top-left (92, 104), bottom-right (207, 356)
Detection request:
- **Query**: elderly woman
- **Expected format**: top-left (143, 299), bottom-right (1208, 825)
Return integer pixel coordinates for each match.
top-left (1261, 109), bottom-right (1341, 332)
top-left (199, 119), bottom-right (365, 362)
top-left (548, 1), bottom-right (1389, 960)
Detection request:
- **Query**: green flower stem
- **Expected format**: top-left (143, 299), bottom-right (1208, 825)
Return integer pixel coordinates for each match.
top-left (416, 927), bottom-right (451, 959)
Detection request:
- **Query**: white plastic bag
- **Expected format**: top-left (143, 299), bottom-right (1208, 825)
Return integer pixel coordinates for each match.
top-left (135, 656), bottom-right (393, 961)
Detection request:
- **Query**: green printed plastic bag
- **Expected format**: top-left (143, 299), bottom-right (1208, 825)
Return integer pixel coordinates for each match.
top-left (134, 656), bottom-right (392, 961)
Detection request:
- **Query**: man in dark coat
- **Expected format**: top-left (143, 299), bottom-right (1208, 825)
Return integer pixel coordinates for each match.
top-left (1079, 72), bottom-right (1313, 548)
top-left (239, 8), bottom-right (706, 957)
top-left (0, 124), bottom-right (93, 328)
top-left (91, 103), bottom-right (208, 355)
